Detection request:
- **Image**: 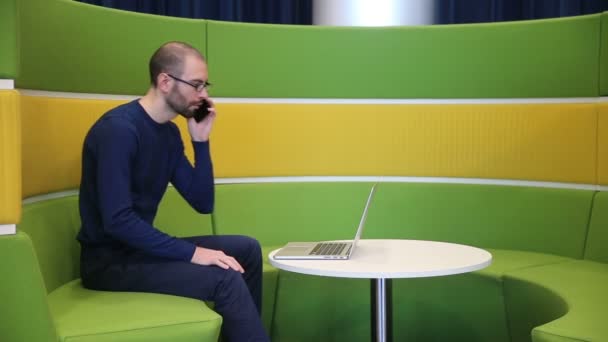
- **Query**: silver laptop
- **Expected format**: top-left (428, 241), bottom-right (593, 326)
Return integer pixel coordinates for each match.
top-left (273, 184), bottom-right (377, 260)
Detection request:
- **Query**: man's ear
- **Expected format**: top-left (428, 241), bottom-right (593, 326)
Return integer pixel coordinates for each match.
top-left (157, 73), bottom-right (172, 93)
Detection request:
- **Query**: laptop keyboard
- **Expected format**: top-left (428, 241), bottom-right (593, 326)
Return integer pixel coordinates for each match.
top-left (310, 242), bottom-right (348, 256)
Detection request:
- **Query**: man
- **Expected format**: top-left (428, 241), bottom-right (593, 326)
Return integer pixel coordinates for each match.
top-left (77, 41), bottom-right (268, 341)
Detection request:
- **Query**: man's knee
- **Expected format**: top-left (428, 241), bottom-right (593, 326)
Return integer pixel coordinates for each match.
top-left (214, 268), bottom-right (250, 299)
top-left (232, 235), bottom-right (262, 262)
top-left (244, 236), bottom-right (262, 256)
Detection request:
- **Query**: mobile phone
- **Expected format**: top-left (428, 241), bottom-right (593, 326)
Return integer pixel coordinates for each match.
top-left (193, 99), bottom-right (210, 122)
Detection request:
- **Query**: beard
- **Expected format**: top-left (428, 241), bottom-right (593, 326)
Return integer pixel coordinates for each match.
top-left (167, 86), bottom-right (198, 119)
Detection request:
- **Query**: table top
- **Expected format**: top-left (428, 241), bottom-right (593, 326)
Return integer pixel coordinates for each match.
top-left (268, 239), bottom-right (492, 279)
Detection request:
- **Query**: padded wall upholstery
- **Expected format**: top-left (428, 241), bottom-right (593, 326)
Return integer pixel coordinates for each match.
top-left (0, 0), bottom-right (17, 78)
top-left (19, 96), bottom-right (202, 197)
top-left (212, 103), bottom-right (597, 183)
top-left (365, 183), bottom-right (594, 258)
top-left (585, 191), bottom-right (608, 263)
top-left (0, 232), bottom-right (58, 342)
top-left (0, 90), bottom-right (21, 223)
top-left (17, 0), bottom-right (206, 94)
top-left (19, 97), bottom-right (602, 197)
top-left (207, 15), bottom-right (600, 98)
top-left (20, 96), bottom-right (128, 197)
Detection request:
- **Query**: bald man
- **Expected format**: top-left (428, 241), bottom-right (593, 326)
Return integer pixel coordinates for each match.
top-left (77, 41), bottom-right (268, 341)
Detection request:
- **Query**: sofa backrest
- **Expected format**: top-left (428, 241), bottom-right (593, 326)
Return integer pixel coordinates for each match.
top-left (0, 232), bottom-right (58, 342)
top-left (19, 195), bottom-right (81, 293)
top-left (16, 187), bottom-right (210, 293)
top-left (213, 182), bottom-right (595, 257)
top-left (585, 191), bottom-right (608, 263)
top-left (213, 182), bottom-right (376, 246)
top-left (364, 183), bottom-right (594, 258)
top-left (155, 186), bottom-right (214, 237)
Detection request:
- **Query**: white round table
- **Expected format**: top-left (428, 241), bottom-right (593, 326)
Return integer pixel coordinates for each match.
top-left (269, 239), bottom-right (492, 342)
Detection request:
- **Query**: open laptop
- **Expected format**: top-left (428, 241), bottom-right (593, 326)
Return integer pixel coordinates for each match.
top-left (273, 183), bottom-right (377, 260)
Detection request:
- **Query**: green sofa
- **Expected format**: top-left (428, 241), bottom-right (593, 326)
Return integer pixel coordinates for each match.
top-left (2, 182), bottom-right (607, 342)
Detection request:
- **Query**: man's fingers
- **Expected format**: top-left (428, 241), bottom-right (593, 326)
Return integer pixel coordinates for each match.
top-left (222, 256), bottom-right (244, 273)
top-left (215, 258), bottom-right (229, 270)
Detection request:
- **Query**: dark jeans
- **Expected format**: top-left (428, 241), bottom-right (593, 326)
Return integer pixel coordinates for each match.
top-left (80, 235), bottom-right (269, 342)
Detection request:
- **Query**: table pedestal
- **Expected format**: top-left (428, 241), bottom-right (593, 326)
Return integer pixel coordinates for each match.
top-left (371, 278), bottom-right (393, 342)
top-left (270, 240), bottom-right (492, 342)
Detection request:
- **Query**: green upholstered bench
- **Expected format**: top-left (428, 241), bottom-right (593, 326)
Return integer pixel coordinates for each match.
top-left (211, 182), bottom-right (608, 342)
top-left (3, 182), bottom-right (608, 342)
top-left (1, 194), bottom-right (222, 342)
top-left (504, 191), bottom-right (608, 342)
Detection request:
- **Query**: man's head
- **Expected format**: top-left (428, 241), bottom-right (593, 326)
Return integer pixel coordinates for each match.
top-left (148, 41), bottom-right (209, 119)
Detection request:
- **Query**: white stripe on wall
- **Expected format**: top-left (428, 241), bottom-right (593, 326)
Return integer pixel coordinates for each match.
top-left (215, 176), bottom-right (608, 191)
top-left (0, 224), bottom-right (16, 235)
top-left (21, 176), bottom-right (608, 204)
top-left (0, 80), bottom-right (15, 90)
top-left (18, 89), bottom-right (608, 104)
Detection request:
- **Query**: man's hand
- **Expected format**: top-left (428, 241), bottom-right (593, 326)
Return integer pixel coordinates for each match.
top-left (188, 97), bottom-right (216, 142)
top-left (191, 246), bottom-right (244, 273)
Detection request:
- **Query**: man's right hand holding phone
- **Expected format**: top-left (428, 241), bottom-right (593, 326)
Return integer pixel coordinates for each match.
top-left (189, 98), bottom-right (216, 142)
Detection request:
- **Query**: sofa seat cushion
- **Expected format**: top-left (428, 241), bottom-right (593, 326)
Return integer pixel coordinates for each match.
top-left (480, 249), bottom-right (571, 280)
top-left (388, 249), bottom-right (570, 342)
top-left (48, 279), bottom-right (221, 342)
top-left (504, 260), bottom-right (608, 342)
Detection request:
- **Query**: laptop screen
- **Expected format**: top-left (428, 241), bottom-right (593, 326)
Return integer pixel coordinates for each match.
top-left (352, 183), bottom-right (377, 252)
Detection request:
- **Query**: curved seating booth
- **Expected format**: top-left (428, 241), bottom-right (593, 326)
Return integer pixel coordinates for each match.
top-left (1, 0), bottom-right (608, 341)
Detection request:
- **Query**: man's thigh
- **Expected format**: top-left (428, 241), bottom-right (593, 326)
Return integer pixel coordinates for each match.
top-left (89, 253), bottom-right (241, 302)
top-left (183, 235), bottom-right (261, 262)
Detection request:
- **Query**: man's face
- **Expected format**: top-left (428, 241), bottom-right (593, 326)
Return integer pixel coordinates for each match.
top-left (166, 55), bottom-right (209, 119)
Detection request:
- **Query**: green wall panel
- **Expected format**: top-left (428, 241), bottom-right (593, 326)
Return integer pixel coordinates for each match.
top-left (601, 12), bottom-right (608, 96)
top-left (17, 0), bottom-right (206, 94)
top-left (0, 0), bottom-right (18, 79)
top-left (208, 15), bottom-right (600, 98)
top-left (15, 0), bottom-right (602, 98)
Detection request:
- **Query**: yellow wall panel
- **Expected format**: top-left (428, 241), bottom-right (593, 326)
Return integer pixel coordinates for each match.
top-left (0, 90), bottom-right (21, 223)
top-left (211, 103), bottom-right (597, 183)
top-left (598, 102), bottom-right (608, 185)
top-left (19, 97), bottom-right (599, 198)
top-left (20, 96), bottom-right (197, 197)
top-left (20, 96), bottom-right (128, 197)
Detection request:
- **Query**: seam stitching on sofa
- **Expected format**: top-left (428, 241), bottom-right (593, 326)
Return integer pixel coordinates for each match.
top-left (501, 278), bottom-right (515, 342)
top-left (61, 319), bottom-right (222, 341)
top-left (268, 269), bottom-right (282, 338)
top-left (533, 327), bottom-right (591, 342)
top-left (582, 192), bottom-right (598, 260)
top-left (502, 258), bottom-right (575, 278)
top-left (210, 211), bottom-right (218, 235)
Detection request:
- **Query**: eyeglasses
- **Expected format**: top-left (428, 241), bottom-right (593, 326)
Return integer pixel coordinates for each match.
top-left (167, 74), bottom-right (211, 92)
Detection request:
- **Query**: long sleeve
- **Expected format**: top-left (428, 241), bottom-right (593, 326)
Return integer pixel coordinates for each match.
top-left (78, 101), bottom-right (196, 261)
top-left (79, 112), bottom-right (197, 262)
top-left (170, 139), bottom-right (215, 214)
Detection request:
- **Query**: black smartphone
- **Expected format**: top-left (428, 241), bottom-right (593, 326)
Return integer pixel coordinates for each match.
top-left (193, 99), bottom-right (210, 122)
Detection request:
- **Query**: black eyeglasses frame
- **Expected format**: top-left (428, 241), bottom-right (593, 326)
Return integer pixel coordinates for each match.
top-left (167, 74), bottom-right (211, 92)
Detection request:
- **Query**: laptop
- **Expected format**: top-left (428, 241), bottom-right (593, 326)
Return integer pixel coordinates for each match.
top-left (273, 183), bottom-right (377, 260)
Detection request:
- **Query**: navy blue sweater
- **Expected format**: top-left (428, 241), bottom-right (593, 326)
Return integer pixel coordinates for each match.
top-left (77, 100), bottom-right (214, 261)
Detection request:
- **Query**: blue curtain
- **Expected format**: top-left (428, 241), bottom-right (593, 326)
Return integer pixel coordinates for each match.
top-left (77, 0), bottom-right (607, 25)
top-left (438, 0), bottom-right (608, 24)
top-left (77, 0), bottom-right (313, 24)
